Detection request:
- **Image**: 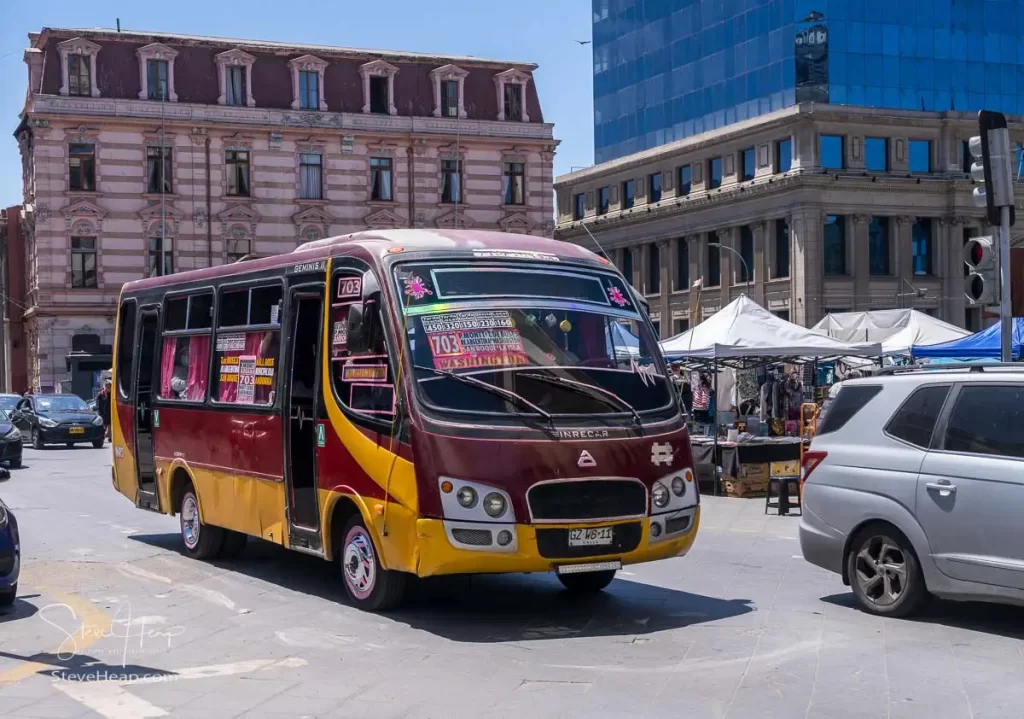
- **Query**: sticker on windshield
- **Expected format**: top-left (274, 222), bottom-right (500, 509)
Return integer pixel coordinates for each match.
top-left (422, 310), bottom-right (528, 370)
top-left (403, 275), bottom-right (433, 300)
top-left (608, 286), bottom-right (630, 308)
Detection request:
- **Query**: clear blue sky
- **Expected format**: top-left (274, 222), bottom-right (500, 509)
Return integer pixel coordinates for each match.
top-left (0, 0), bottom-right (595, 207)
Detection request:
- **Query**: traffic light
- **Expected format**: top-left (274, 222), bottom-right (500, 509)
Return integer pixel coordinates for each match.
top-left (968, 111), bottom-right (1015, 226)
top-left (964, 236), bottom-right (1000, 306)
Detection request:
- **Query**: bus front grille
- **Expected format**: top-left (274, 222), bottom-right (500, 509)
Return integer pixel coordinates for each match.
top-left (527, 479), bottom-right (647, 523)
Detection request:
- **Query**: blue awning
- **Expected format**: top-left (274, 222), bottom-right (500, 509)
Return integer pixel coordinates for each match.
top-left (911, 318), bottom-right (1024, 360)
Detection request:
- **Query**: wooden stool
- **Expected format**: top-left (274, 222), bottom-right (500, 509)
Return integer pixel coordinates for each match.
top-left (765, 476), bottom-right (801, 516)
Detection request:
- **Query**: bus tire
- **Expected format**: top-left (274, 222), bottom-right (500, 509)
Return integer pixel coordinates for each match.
top-left (557, 569), bottom-right (617, 593)
top-left (179, 485), bottom-right (224, 560)
top-left (339, 515), bottom-right (405, 612)
top-left (218, 530), bottom-right (248, 559)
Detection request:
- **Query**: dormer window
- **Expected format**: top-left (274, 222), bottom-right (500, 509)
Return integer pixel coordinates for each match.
top-left (215, 49), bottom-right (256, 107)
top-left (288, 55), bottom-right (328, 111)
top-left (359, 60), bottom-right (399, 116)
top-left (137, 44), bottom-right (179, 102)
top-left (57, 37), bottom-right (101, 98)
top-left (493, 69), bottom-right (531, 122)
top-left (430, 64), bottom-right (468, 119)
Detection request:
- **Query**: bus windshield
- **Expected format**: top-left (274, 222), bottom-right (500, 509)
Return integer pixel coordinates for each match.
top-left (393, 262), bottom-right (674, 420)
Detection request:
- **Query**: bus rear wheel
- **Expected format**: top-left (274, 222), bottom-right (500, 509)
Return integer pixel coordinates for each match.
top-left (179, 486), bottom-right (224, 560)
top-left (557, 569), bottom-right (617, 593)
top-left (339, 515), bottom-right (405, 612)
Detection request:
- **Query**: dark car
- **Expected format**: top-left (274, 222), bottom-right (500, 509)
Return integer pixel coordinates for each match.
top-left (14, 394), bottom-right (105, 449)
top-left (0, 498), bottom-right (18, 605)
top-left (0, 409), bottom-right (23, 468)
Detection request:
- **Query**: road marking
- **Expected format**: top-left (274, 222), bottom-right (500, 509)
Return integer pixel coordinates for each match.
top-left (117, 563), bottom-right (246, 613)
top-left (53, 657), bottom-right (307, 719)
top-left (0, 588), bottom-right (113, 685)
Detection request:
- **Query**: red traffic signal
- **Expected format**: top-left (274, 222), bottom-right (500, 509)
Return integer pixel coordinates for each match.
top-left (963, 237), bottom-right (996, 271)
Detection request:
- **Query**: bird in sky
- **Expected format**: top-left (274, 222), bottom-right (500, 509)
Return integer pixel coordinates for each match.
top-left (577, 40), bottom-right (591, 45)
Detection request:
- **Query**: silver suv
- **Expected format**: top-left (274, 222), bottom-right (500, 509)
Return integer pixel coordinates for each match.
top-left (799, 364), bottom-right (1024, 617)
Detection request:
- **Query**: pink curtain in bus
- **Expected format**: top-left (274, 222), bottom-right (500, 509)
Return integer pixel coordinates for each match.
top-left (218, 332), bottom-right (267, 403)
top-left (160, 337), bottom-right (177, 398)
top-left (184, 335), bottom-right (211, 401)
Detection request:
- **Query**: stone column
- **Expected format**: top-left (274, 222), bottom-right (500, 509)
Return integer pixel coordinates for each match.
top-left (690, 233), bottom-right (705, 325)
top-left (658, 239), bottom-right (671, 337)
top-left (852, 214), bottom-right (871, 309)
top-left (752, 220), bottom-right (767, 305)
top-left (719, 227), bottom-right (736, 306)
top-left (790, 120), bottom-right (816, 172)
top-left (895, 215), bottom-right (914, 283)
top-left (791, 207), bottom-right (823, 326)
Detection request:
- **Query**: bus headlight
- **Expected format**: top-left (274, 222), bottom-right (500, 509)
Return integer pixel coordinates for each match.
top-left (671, 476), bottom-right (686, 497)
top-left (456, 487), bottom-right (478, 509)
top-left (483, 493), bottom-right (507, 518)
top-left (652, 482), bottom-right (670, 509)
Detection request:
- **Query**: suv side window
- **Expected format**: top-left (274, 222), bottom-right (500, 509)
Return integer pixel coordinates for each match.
top-left (884, 384), bottom-right (951, 448)
top-left (816, 385), bottom-right (883, 436)
top-left (943, 384), bottom-right (1024, 459)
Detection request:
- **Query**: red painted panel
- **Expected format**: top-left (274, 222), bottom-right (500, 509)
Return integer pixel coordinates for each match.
top-left (114, 400), bottom-right (136, 458)
top-left (314, 420), bottom-right (393, 501)
top-left (153, 407), bottom-right (284, 480)
top-left (411, 427), bottom-right (695, 520)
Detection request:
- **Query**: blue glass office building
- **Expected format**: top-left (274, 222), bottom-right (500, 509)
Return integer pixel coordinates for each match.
top-left (593, 0), bottom-right (1024, 163)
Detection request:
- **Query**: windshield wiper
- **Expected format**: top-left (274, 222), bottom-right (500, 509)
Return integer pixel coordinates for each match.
top-left (412, 365), bottom-right (553, 425)
top-left (515, 372), bottom-right (642, 427)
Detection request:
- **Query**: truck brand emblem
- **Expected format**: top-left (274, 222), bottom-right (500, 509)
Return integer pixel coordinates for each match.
top-left (577, 450), bottom-right (596, 468)
top-left (651, 442), bottom-right (673, 467)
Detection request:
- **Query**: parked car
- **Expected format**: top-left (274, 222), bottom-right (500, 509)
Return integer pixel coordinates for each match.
top-left (13, 394), bottom-right (105, 449)
top-left (0, 497), bottom-right (18, 605)
top-left (800, 363), bottom-right (1024, 617)
top-left (0, 409), bottom-right (22, 468)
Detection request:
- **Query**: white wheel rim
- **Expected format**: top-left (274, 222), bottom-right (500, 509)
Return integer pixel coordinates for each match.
top-left (181, 495), bottom-right (200, 549)
top-left (343, 528), bottom-right (376, 600)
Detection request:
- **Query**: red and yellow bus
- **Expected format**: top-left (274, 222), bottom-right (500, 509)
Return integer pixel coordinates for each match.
top-left (111, 229), bottom-right (699, 610)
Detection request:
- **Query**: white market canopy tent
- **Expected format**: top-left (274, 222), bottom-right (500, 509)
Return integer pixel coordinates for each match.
top-left (660, 295), bottom-right (882, 361)
top-left (811, 309), bottom-right (971, 356)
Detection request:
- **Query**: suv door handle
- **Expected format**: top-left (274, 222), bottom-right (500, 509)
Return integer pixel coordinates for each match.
top-left (926, 482), bottom-right (957, 495)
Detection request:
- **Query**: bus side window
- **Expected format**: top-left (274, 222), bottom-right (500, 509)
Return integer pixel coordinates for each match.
top-left (212, 284), bottom-right (282, 406)
top-left (116, 300), bottom-right (137, 398)
top-left (158, 293), bottom-right (213, 402)
top-left (329, 269), bottom-right (395, 422)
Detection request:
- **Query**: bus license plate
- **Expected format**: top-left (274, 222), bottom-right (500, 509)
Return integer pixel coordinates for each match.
top-left (568, 527), bottom-right (613, 547)
top-left (69, 426), bottom-right (85, 435)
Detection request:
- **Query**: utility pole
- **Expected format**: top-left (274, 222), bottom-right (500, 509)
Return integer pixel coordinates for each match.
top-left (967, 110), bottom-right (1016, 361)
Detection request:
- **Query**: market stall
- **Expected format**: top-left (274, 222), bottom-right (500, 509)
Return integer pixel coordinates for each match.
top-left (812, 309), bottom-right (971, 357)
top-left (910, 318), bottom-right (1024, 360)
top-left (661, 296), bottom-right (881, 497)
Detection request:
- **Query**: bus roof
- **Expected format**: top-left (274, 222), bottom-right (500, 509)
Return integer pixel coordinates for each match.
top-left (122, 229), bottom-right (605, 294)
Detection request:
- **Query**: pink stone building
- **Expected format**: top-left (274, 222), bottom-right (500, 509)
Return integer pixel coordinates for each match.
top-left (16, 27), bottom-right (558, 395)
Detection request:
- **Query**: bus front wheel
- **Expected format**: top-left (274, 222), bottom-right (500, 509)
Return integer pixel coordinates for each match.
top-left (179, 486), bottom-right (224, 560)
top-left (557, 569), bottom-right (617, 593)
top-left (339, 515), bottom-right (405, 612)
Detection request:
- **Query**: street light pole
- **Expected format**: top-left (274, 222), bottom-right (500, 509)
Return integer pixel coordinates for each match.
top-left (708, 242), bottom-right (751, 296)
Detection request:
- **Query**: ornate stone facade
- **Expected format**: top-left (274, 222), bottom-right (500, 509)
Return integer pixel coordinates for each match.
top-left (17, 27), bottom-right (557, 393)
top-left (554, 103), bottom-right (1024, 337)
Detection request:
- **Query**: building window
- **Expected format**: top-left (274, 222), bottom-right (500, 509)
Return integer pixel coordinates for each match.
top-left (598, 186), bottom-right (610, 215)
top-left (147, 59), bottom-right (169, 101)
top-left (440, 79), bottom-right (459, 118)
top-left (69, 144), bottom-right (96, 192)
top-left (707, 235), bottom-right (721, 287)
top-left (227, 238), bottom-right (251, 263)
top-left (225, 66), bottom-right (246, 106)
top-left (291, 55), bottom-right (328, 111)
top-left (146, 147), bottom-right (172, 194)
top-left (621, 248), bottom-right (633, 283)
top-left (773, 219), bottom-right (790, 278)
top-left (869, 216), bottom-right (890, 275)
top-left (909, 140), bottom-right (931, 173)
top-left (503, 83), bottom-right (523, 121)
top-left (823, 215), bottom-right (847, 275)
top-left (226, 150), bottom-right (251, 197)
top-left (912, 218), bottom-right (933, 275)
top-left (647, 244), bottom-right (660, 295)
top-left (961, 140), bottom-right (972, 174)
top-left (741, 147), bottom-right (755, 181)
top-left (71, 237), bottom-right (97, 288)
top-left (441, 159), bottom-right (461, 203)
top-left (621, 180), bottom-right (635, 210)
top-left (673, 318), bottom-right (689, 335)
top-left (503, 162), bottom-right (525, 205)
top-left (370, 157), bottom-right (393, 201)
top-left (678, 165), bottom-right (692, 195)
top-left (650, 320), bottom-right (661, 338)
top-left (648, 173), bottom-right (662, 203)
top-left (707, 157), bottom-right (722, 189)
top-left (738, 226), bottom-right (754, 284)
top-left (573, 193), bottom-right (585, 220)
top-left (773, 310), bottom-right (790, 322)
top-left (675, 238), bottom-right (689, 290)
top-left (865, 137), bottom-right (889, 172)
top-left (148, 236), bottom-right (173, 277)
top-left (820, 135), bottom-right (844, 169)
top-left (298, 70), bottom-right (319, 110)
top-left (299, 153), bottom-right (323, 200)
top-left (369, 77), bottom-right (390, 114)
top-left (68, 55), bottom-right (92, 97)
top-left (775, 138), bottom-right (792, 173)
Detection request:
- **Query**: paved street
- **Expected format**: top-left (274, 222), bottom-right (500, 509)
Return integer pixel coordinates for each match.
top-left (2, 447), bottom-right (1024, 718)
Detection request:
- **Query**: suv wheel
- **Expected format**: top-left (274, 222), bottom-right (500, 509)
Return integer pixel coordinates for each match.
top-left (848, 525), bottom-right (927, 618)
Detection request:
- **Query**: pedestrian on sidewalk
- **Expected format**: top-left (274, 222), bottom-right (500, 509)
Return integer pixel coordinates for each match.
top-left (97, 380), bottom-right (112, 441)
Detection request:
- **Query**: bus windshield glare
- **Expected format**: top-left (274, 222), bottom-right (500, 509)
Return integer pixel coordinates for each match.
top-left (394, 262), bottom-right (673, 419)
